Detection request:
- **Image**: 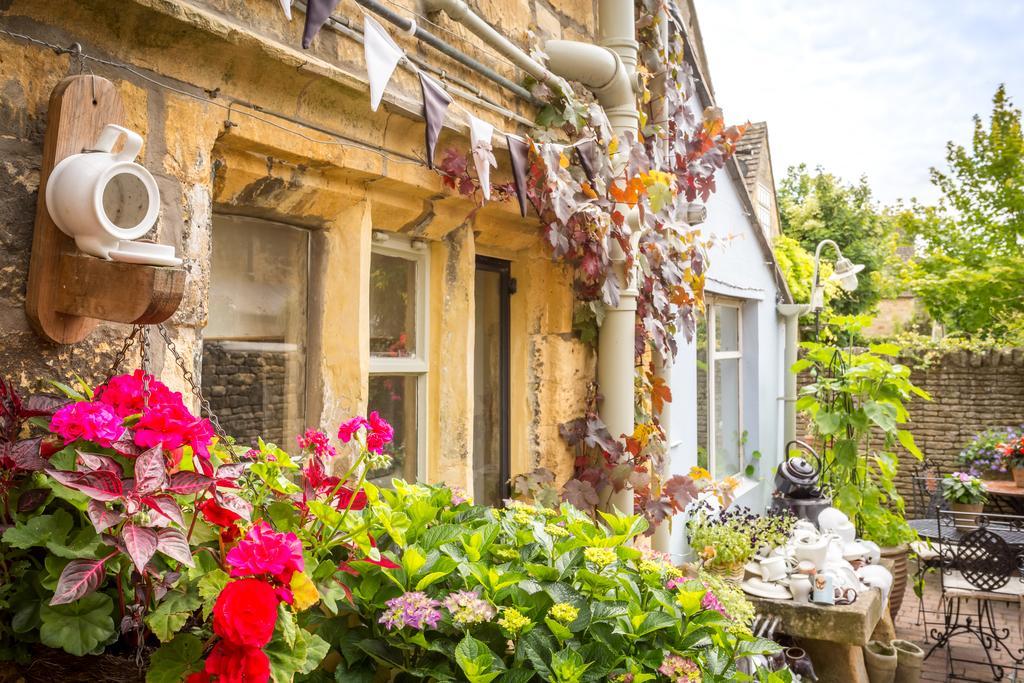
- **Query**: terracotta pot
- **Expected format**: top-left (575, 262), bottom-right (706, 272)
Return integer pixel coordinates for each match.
top-left (1013, 467), bottom-right (1024, 488)
top-left (950, 502), bottom-right (984, 531)
top-left (880, 543), bottom-right (909, 620)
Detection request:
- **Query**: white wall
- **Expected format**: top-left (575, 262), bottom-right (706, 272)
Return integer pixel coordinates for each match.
top-left (666, 155), bottom-right (786, 563)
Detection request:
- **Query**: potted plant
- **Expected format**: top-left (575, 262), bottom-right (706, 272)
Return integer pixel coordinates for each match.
top-left (686, 504), bottom-right (758, 581)
top-left (941, 472), bottom-right (988, 529)
top-left (958, 427), bottom-right (1022, 479)
top-left (998, 435), bottom-right (1024, 487)
top-left (794, 315), bottom-right (930, 619)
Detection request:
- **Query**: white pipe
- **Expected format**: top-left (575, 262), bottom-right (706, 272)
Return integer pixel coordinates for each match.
top-left (421, 0), bottom-right (567, 93)
top-left (598, 0), bottom-right (639, 73)
top-left (777, 303), bottom-right (810, 445)
top-left (543, 41), bottom-right (638, 135)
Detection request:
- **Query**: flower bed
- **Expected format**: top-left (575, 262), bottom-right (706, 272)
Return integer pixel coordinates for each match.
top-left (0, 371), bottom-right (790, 682)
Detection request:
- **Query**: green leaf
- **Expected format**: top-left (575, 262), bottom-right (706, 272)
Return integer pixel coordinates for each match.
top-left (39, 592), bottom-right (115, 656)
top-left (197, 568), bottom-right (229, 620)
top-left (634, 611), bottom-right (676, 637)
top-left (869, 343), bottom-right (901, 356)
top-left (267, 626), bottom-right (330, 682)
top-left (3, 509), bottom-right (73, 550)
top-left (146, 634), bottom-right (203, 683)
top-left (415, 571), bottom-right (451, 591)
top-left (833, 439), bottom-right (859, 468)
top-left (145, 588), bottom-right (202, 643)
top-left (403, 546), bottom-right (427, 578)
top-left (864, 401), bottom-right (898, 432)
top-left (813, 411), bottom-right (843, 435)
top-left (455, 634), bottom-right (503, 683)
top-left (897, 429), bottom-right (923, 459)
top-left (278, 603), bottom-right (299, 648)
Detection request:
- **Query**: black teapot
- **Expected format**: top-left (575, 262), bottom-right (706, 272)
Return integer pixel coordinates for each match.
top-left (774, 440), bottom-right (822, 499)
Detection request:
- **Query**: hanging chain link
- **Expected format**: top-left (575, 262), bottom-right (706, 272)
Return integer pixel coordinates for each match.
top-left (105, 324), bottom-right (143, 383)
top-left (140, 326), bottom-right (152, 411)
top-left (155, 324), bottom-right (231, 448)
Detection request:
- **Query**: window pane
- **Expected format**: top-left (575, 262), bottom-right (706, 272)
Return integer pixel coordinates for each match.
top-left (474, 268), bottom-right (506, 507)
top-left (715, 305), bottom-right (740, 353)
top-left (370, 252), bottom-right (416, 358)
top-left (695, 315), bottom-right (709, 470)
top-left (713, 357), bottom-right (742, 477)
top-left (367, 375), bottom-right (418, 485)
top-left (202, 216), bottom-right (307, 447)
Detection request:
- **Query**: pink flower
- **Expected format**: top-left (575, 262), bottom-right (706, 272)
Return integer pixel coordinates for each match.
top-left (337, 417), bottom-right (368, 443)
top-left (134, 401), bottom-right (215, 462)
top-left (50, 401), bottom-right (124, 448)
top-left (95, 370), bottom-right (178, 418)
top-left (297, 428), bottom-right (336, 459)
top-left (365, 411), bottom-right (394, 454)
top-left (226, 521), bottom-right (304, 583)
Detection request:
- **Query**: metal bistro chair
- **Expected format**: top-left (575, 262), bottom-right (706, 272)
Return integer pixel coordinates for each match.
top-left (909, 465), bottom-right (948, 630)
top-left (925, 510), bottom-right (1024, 681)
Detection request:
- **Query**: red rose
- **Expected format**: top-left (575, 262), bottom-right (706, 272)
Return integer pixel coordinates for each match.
top-left (200, 498), bottom-right (242, 527)
top-left (205, 640), bottom-right (270, 683)
top-left (212, 579), bottom-right (278, 647)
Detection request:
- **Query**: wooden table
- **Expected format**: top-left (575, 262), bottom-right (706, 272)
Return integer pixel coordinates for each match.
top-left (983, 480), bottom-right (1024, 514)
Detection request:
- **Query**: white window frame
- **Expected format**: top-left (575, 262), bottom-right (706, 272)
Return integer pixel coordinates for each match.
top-left (368, 235), bottom-right (430, 481)
top-left (757, 183), bottom-right (772, 230)
top-left (705, 299), bottom-right (744, 477)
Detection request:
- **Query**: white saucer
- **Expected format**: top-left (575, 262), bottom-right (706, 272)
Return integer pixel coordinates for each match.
top-left (109, 241), bottom-right (182, 267)
top-left (741, 577), bottom-right (793, 600)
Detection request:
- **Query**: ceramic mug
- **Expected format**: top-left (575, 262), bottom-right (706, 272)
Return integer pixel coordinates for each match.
top-left (759, 556), bottom-right (787, 582)
top-left (812, 573), bottom-right (835, 604)
top-left (793, 535), bottom-right (829, 569)
top-left (45, 124), bottom-right (160, 259)
top-left (790, 573), bottom-right (813, 603)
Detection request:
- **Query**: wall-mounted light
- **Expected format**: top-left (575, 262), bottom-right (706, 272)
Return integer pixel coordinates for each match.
top-left (372, 229), bottom-right (391, 243)
top-left (809, 239), bottom-right (864, 312)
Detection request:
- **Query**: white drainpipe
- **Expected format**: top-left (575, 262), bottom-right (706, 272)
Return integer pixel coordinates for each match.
top-left (777, 303), bottom-right (810, 445)
top-left (424, 0), bottom-right (641, 516)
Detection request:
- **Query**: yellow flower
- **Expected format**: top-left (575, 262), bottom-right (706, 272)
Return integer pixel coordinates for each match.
top-left (544, 523), bottom-right (570, 537)
top-left (497, 607), bottom-right (532, 634)
top-left (289, 571), bottom-right (320, 611)
top-left (549, 602), bottom-right (579, 624)
top-left (689, 466), bottom-right (712, 481)
top-left (700, 545), bottom-right (717, 561)
top-left (584, 547), bottom-right (617, 567)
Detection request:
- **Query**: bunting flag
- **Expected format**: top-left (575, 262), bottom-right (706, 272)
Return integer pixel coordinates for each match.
top-left (362, 13), bottom-right (405, 112)
top-left (575, 138), bottom-right (598, 184)
top-left (506, 134), bottom-right (530, 218)
top-left (469, 115), bottom-right (497, 200)
top-left (280, 0), bottom-right (292, 21)
top-left (420, 73), bottom-right (453, 169)
top-left (302, 0), bottom-right (341, 48)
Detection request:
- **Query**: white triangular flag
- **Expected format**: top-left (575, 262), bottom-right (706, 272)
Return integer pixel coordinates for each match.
top-left (362, 12), bottom-right (405, 112)
top-left (468, 115), bottom-right (497, 200)
top-left (280, 0), bottom-right (292, 20)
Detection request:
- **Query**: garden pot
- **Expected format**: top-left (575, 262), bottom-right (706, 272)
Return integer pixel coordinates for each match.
top-left (784, 647), bottom-right (818, 682)
top-left (950, 502), bottom-right (984, 531)
top-left (880, 543), bottom-right (909, 620)
top-left (1014, 467), bottom-right (1024, 488)
top-left (863, 641), bottom-right (898, 683)
top-left (706, 563), bottom-right (745, 582)
top-left (892, 639), bottom-right (924, 683)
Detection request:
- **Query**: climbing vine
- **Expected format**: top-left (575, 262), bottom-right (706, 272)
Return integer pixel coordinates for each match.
top-left (437, 2), bottom-right (747, 530)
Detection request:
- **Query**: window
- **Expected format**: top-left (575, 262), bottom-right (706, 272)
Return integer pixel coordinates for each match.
top-left (695, 300), bottom-right (744, 477)
top-left (202, 215), bottom-right (310, 447)
top-left (368, 236), bottom-right (428, 485)
top-left (757, 183), bottom-right (772, 230)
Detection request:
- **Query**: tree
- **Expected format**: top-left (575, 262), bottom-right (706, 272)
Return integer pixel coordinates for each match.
top-left (905, 85), bottom-right (1024, 338)
top-left (777, 165), bottom-right (894, 315)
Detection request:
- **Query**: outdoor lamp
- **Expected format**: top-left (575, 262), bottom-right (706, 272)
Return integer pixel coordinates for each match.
top-left (809, 239), bottom-right (864, 313)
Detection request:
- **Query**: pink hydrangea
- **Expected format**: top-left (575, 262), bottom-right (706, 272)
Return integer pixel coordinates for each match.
top-left (226, 521), bottom-right (304, 583)
top-left (659, 655), bottom-right (702, 682)
top-left (379, 592), bottom-right (442, 630)
top-left (50, 401), bottom-right (124, 448)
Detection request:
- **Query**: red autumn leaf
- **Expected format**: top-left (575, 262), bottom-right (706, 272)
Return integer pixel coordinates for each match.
top-left (143, 494), bottom-right (184, 527)
top-left (215, 491), bottom-right (253, 522)
top-left (87, 500), bottom-right (125, 534)
top-left (122, 523), bottom-right (159, 573)
top-left (134, 446), bottom-right (168, 495)
top-left (51, 557), bottom-right (108, 605)
top-left (10, 438), bottom-right (46, 471)
top-left (663, 474), bottom-right (700, 511)
top-left (76, 451), bottom-right (124, 478)
top-left (17, 487), bottom-right (49, 512)
top-left (47, 468), bottom-right (123, 501)
top-left (156, 527), bottom-right (194, 567)
top-left (166, 471), bottom-right (214, 495)
top-left (562, 479), bottom-right (600, 511)
top-left (651, 375), bottom-right (673, 416)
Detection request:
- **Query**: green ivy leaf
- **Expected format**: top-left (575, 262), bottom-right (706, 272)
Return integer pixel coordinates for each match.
top-left (145, 588), bottom-right (202, 643)
top-left (267, 626), bottom-right (331, 682)
top-left (197, 569), bottom-right (229, 620)
top-left (3, 509), bottom-right (73, 550)
top-left (146, 633), bottom-right (203, 683)
top-left (39, 592), bottom-right (115, 656)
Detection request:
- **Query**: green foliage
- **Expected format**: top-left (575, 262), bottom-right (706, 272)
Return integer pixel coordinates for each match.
top-left (902, 85), bottom-right (1024, 338)
top-left (940, 473), bottom-right (988, 505)
top-left (319, 483), bottom-right (782, 682)
top-left (777, 165), bottom-right (897, 315)
top-left (795, 316), bottom-right (928, 546)
top-left (773, 235), bottom-right (837, 311)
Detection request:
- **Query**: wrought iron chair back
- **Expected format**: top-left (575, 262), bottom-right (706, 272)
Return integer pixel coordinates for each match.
top-left (936, 510), bottom-right (1024, 590)
top-left (910, 460), bottom-right (944, 519)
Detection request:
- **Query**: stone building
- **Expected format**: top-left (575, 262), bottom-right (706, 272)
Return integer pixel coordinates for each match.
top-left (0, 0), bottom-right (792, 532)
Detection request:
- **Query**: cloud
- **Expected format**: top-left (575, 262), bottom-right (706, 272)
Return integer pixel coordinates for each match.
top-left (695, 0), bottom-right (1024, 205)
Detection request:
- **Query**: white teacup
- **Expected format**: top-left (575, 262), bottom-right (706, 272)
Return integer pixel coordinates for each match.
top-left (759, 555), bottom-right (788, 582)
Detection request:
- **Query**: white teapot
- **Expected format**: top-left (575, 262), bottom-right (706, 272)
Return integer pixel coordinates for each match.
top-left (46, 124), bottom-right (179, 265)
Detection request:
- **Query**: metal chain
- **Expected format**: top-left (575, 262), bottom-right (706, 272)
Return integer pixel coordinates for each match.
top-left (140, 327), bottom-right (152, 411)
top-left (105, 325), bottom-right (143, 383)
top-left (155, 324), bottom-right (230, 447)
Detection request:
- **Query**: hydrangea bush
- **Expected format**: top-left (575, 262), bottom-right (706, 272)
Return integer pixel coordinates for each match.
top-left (315, 485), bottom-right (789, 682)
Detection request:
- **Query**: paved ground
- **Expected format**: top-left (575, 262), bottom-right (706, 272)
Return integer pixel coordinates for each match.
top-left (894, 571), bottom-right (1024, 681)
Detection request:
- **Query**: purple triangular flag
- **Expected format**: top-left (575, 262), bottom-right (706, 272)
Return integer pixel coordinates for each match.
top-left (420, 73), bottom-right (453, 169)
top-left (302, 0), bottom-right (341, 48)
top-left (506, 135), bottom-right (530, 218)
top-left (575, 138), bottom-right (598, 183)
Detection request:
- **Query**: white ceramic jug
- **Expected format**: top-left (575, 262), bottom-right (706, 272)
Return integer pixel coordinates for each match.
top-left (45, 124), bottom-right (160, 260)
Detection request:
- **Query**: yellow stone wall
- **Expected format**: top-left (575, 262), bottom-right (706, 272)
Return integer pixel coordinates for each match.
top-left (0, 0), bottom-right (598, 495)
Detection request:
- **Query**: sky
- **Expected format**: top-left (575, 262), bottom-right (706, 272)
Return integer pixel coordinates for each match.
top-left (695, 0), bottom-right (1024, 206)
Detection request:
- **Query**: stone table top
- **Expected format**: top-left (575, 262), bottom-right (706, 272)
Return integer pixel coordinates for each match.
top-left (746, 586), bottom-right (883, 646)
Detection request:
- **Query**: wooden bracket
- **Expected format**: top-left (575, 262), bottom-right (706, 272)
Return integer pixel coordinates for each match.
top-left (25, 75), bottom-right (185, 345)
